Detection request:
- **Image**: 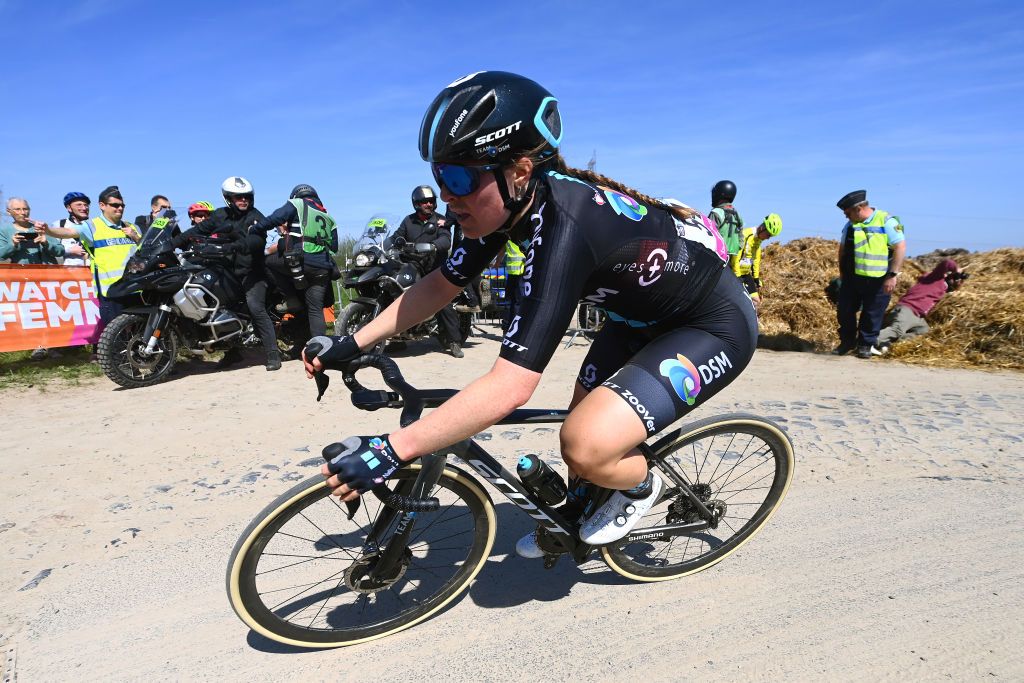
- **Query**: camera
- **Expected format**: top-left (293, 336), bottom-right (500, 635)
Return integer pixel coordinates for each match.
top-left (284, 247), bottom-right (307, 290)
top-left (946, 271), bottom-right (970, 282)
top-left (16, 231), bottom-right (37, 241)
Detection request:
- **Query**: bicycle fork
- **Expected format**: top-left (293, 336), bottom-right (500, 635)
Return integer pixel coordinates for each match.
top-left (363, 453), bottom-right (447, 583)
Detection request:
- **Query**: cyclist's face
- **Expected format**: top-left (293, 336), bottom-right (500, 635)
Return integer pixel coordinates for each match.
top-left (441, 161), bottom-right (530, 238)
top-left (230, 195), bottom-right (251, 211)
top-left (67, 200), bottom-right (90, 220)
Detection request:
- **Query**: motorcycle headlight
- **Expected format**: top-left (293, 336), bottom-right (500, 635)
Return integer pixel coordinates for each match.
top-left (354, 252), bottom-right (373, 267)
top-left (126, 257), bottom-right (147, 274)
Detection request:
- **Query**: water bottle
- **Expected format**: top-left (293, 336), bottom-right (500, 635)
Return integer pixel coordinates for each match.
top-left (517, 454), bottom-right (567, 506)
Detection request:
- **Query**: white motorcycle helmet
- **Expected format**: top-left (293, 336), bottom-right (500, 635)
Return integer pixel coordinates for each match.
top-left (221, 176), bottom-right (255, 204)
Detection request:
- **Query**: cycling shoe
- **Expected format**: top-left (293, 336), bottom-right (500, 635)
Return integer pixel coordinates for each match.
top-left (579, 472), bottom-right (663, 546)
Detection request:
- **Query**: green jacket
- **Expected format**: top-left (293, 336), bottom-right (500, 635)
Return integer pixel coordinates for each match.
top-left (0, 224), bottom-right (66, 264)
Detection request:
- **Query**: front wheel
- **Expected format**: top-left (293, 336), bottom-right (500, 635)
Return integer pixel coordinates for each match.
top-left (336, 301), bottom-right (384, 353)
top-left (226, 464), bottom-right (496, 648)
top-left (97, 313), bottom-right (178, 389)
top-left (602, 413), bottom-right (794, 582)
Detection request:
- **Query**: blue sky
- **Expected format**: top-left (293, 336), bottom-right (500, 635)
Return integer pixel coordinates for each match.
top-left (2, 0), bottom-right (1021, 252)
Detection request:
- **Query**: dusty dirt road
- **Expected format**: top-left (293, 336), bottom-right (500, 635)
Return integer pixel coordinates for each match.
top-left (2, 329), bottom-right (1022, 681)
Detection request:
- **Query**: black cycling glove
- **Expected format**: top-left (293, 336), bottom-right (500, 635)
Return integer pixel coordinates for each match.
top-left (305, 335), bottom-right (361, 369)
top-left (323, 435), bottom-right (407, 493)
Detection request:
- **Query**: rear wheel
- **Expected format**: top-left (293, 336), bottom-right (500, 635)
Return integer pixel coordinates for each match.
top-left (603, 414), bottom-right (794, 582)
top-left (226, 465), bottom-right (496, 648)
top-left (97, 313), bottom-right (178, 389)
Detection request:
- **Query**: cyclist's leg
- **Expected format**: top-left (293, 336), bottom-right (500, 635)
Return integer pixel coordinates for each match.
top-left (566, 275), bottom-right (758, 543)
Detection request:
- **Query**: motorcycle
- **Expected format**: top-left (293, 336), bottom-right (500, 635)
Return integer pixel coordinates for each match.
top-left (338, 221), bottom-right (474, 351)
top-left (97, 216), bottom-right (302, 388)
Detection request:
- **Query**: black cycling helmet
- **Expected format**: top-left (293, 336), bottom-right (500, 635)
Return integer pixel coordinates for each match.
top-left (711, 180), bottom-right (737, 207)
top-left (411, 185), bottom-right (437, 207)
top-left (419, 71), bottom-right (562, 165)
top-left (290, 183), bottom-right (319, 200)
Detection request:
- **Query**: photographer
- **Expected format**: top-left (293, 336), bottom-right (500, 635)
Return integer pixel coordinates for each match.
top-left (1, 197), bottom-right (70, 265)
top-left (876, 258), bottom-right (966, 352)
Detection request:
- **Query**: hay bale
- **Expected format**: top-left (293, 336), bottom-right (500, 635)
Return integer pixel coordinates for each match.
top-left (755, 239), bottom-right (1024, 370)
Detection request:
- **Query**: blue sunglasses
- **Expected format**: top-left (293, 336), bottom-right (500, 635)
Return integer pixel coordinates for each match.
top-left (431, 162), bottom-right (504, 197)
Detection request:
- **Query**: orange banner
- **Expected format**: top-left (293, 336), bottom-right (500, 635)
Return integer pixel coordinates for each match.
top-left (0, 264), bottom-right (99, 351)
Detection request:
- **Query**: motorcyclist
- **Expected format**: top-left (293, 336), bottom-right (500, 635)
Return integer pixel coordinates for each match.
top-left (386, 185), bottom-right (464, 358)
top-left (173, 177), bottom-right (280, 370)
top-left (249, 184), bottom-right (339, 352)
top-left (187, 201), bottom-right (215, 228)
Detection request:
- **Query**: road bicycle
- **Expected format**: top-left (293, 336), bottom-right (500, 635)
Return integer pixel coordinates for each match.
top-left (226, 353), bottom-right (794, 648)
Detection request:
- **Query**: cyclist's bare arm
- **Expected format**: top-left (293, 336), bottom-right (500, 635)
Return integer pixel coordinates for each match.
top-left (388, 357), bottom-right (542, 462)
top-left (352, 269), bottom-right (462, 350)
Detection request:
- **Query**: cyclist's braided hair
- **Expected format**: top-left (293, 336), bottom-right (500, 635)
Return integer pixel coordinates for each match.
top-left (537, 153), bottom-right (697, 222)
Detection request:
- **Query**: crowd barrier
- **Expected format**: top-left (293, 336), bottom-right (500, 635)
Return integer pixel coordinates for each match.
top-left (0, 264), bottom-right (99, 352)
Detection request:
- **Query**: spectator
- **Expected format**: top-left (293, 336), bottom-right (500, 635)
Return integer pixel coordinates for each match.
top-left (387, 185), bottom-right (463, 357)
top-left (52, 192), bottom-right (91, 266)
top-left (44, 185), bottom-right (142, 338)
top-left (833, 189), bottom-right (907, 359)
top-left (876, 259), bottom-right (966, 353)
top-left (248, 183), bottom-right (339, 362)
top-left (1, 197), bottom-right (68, 265)
top-left (709, 180), bottom-right (743, 260)
top-left (1, 197), bottom-right (73, 360)
top-left (729, 213), bottom-right (783, 309)
top-left (502, 239), bottom-right (525, 332)
top-left (135, 194), bottom-right (171, 233)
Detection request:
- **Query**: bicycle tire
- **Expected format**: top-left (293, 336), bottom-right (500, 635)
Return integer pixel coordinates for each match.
top-left (603, 413), bottom-right (794, 582)
top-left (226, 464), bottom-right (495, 647)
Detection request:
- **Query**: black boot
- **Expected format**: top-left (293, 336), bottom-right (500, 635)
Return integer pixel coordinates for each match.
top-left (265, 351), bottom-right (282, 371)
top-left (217, 347), bottom-right (244, 368)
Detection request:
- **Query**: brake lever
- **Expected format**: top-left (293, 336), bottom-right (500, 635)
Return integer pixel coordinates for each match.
top-left (314, 371), bottom-right (330, 402)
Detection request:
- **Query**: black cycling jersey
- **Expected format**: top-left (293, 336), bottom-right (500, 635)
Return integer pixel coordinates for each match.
top-left (441, 170), bottom-right (731, 373)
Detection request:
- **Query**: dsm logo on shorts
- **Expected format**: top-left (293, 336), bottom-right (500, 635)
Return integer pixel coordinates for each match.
top-left (660, 352), bottom-right (733, 406)
top-left (659, 354), bottom-right (702, 405)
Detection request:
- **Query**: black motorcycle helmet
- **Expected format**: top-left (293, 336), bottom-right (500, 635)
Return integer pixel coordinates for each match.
top-left (419, 71), bottom-right (562, 165)
top-left (290, 183), bottom-right (319, 200)
top-left (711, 180), bottom-right (737, 207)
top-left (411, 185), bottom-right (437, 209)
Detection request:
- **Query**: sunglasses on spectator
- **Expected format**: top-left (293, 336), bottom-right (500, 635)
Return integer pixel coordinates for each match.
top-left (105, 202), bottom-right (125, 209)
top-left (414, 198), bottom-right (436, 205)
top-left (431, 162), bottom-right (504, 197)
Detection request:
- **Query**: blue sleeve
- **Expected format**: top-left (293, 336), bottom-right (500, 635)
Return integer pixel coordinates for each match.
top-left (250, 203), bottom-right (297, 237)
top-left (884, 216), bottom-right (905, 245)
top-left (841, 222), bottom-right (850, 241)
top-left (76, 221), bottom-right (96, 246)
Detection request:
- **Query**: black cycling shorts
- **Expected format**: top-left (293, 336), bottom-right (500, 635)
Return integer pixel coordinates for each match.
top-left (577, 273), bottom-right (757, 436)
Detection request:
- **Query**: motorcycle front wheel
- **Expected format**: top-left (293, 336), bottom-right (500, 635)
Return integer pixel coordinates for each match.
top-left (336, 301), bottom-right (384, 353)
top-left (97, 313), bottom-right (178, 389)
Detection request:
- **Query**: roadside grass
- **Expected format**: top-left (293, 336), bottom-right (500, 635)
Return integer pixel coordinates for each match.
top-left (0, 347), bottom-right (102, 390)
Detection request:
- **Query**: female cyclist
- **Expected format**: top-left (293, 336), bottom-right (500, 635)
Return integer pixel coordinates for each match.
top-left (304, 71), bottom-right (758, 556)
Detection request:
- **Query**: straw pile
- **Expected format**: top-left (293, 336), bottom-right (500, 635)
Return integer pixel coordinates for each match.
top-left (756, 238), bottom-right (1024, 370)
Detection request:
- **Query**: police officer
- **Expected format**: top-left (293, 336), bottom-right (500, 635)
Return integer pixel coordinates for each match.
top-left (389, 185), bottom-right (464, 358)
top-left (249, 184), bottom-right (339, 353)
top-left (709, 180), bottom-right (744, 259)
top-left (834, 189), bottom-right (907, 358)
